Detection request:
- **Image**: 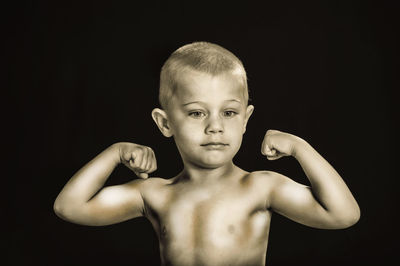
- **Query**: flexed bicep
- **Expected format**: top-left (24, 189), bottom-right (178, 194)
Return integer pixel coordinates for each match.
top-left (268, 172), bottom-right (342, 229)
top-left (61, 179), bottom-right (146, 226)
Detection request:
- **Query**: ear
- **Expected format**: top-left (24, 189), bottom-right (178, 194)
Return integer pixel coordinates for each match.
top-left (242, 105), bottom-right (254, 134)
top-left (151, 108), bottom-right (173, 137)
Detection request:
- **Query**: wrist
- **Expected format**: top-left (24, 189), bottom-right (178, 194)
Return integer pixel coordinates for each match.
top-left (109, 143), bottom-right (123, 165)
top-left (291, 136), bottom-right (309, 158)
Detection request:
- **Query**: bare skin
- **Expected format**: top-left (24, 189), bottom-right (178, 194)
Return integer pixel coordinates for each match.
top-left (54, 70), bottom-right (360, 266)
top-left (143, 167), bottom-right (272, 266)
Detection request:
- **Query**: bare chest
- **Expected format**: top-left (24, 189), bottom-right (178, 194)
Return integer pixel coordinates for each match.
top-left (144, 181), bottom-right (271, 264)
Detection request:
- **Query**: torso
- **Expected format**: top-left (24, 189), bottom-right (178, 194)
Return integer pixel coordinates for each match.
top-left (141, 170), bottom-right (273, 266)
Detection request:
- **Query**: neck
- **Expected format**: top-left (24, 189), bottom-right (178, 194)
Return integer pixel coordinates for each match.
top-left (178, 161), bottom-right (240, 184)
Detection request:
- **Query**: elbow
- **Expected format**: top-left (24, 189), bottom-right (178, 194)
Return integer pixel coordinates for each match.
top-left (346, 201), bottom-right (361, 227)
top-left (349, 205), bottom-right (361, 226)
top-left (53, 197), bottom-right (73, 221)
top-left (334, 205), bottom-right (361, 229)
top-left (53, 197), bottom-right (91, 225)
top-left (341, 212), bottom-right (360, 229)
top-left (53, 198), bottom-right (65, 219)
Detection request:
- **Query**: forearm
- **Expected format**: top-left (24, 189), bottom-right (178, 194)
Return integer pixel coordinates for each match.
top-left (54, 144), bottom-right (121, 212)
top-left (293, 139), bottom-right (360, 222)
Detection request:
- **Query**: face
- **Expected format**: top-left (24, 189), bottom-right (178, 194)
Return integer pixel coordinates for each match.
top-left (164, 70), bottom-right (254, 169)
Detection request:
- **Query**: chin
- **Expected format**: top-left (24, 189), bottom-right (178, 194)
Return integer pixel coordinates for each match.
top-left (179, 146), bottom-right (239, 169)
top-left (193, 155), bottom-right (234, 169)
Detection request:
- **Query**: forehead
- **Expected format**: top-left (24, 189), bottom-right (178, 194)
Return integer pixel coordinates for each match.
top-left (173, 70), bottom-right (246, 104)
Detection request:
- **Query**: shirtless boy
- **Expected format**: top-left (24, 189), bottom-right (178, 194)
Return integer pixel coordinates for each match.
top-left (54, 42), bottom-right (360, 266)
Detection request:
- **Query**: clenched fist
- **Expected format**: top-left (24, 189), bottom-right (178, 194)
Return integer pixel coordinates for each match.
top-left (261, 130), bottom-right (304, 160)
top-left (117, 142), bottom-right (157, 178)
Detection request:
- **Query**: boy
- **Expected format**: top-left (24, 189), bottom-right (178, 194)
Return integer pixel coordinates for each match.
top-left (54, 42), bottom-right (360, 266)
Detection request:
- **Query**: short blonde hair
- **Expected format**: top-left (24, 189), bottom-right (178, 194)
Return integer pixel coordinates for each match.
top-left (159, 42), bottom-right (248, 109)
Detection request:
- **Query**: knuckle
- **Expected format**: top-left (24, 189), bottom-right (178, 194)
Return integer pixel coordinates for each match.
top-left (138, 146), bottom-right (145, 152)
top-left (136, 148), bottom-right (144, 156)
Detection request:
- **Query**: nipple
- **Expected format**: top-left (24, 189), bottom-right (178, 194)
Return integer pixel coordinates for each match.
top-left (161, 226), bottom-right (167, 238)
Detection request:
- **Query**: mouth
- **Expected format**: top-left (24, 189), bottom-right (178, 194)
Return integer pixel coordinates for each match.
top-left (201, 142), bottom-right (229, 149)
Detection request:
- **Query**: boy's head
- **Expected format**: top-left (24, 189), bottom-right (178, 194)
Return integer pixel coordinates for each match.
top-left (159, 42), bottom-right (248, 110)
top-left (152, 42), bottom-right (254, 168)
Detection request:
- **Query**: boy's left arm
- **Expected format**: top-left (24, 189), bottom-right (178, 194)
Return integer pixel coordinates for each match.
top-left (261, 130), bottom-right (360, 229)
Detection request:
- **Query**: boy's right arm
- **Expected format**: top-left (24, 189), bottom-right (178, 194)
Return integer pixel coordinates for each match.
top-left (53, 143), bottom-right (157, 226)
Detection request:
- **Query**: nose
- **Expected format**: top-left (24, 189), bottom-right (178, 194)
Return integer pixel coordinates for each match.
top-left (205, 115), bottom-right (224, 134)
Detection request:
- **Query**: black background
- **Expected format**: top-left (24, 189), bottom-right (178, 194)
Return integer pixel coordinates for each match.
top-left (7, 0), bottom-right (398, 265)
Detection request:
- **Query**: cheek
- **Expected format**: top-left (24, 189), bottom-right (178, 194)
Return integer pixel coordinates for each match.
top-left (223, 122), bottom-right (245, 145)
top-left (227, 118), bottom-right (246, 133)
top-left (173, 122), bottom-right (203, 143)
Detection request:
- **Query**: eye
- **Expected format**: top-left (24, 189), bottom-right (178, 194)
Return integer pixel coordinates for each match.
top-left (223, 110), bottom-right (238, 117)
top-left (188, 111), bottom-right (206, 118)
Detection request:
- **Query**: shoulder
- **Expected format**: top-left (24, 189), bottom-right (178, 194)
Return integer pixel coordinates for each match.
top-left (236, 171), bottom-right (289, 209)
top-left (125, 176), bottom-right (172, 191)
top-left (133, 177), bottom-right (176, 216)
top-left (247, 170), bottom-right (286, 184)
top-left (243, 170), bottom-right (291, 195)
top-left (124, 176), bottom-right (176, 202)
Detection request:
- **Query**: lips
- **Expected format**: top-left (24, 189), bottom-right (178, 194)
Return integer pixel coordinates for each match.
top-left (201, 142), bottom-right (228, 146)
top-left (200, 142), bottom-right (229, 150)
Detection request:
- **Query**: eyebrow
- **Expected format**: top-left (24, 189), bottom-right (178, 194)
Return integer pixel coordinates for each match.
top-left (181, 99), bottom-right (241, 106)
